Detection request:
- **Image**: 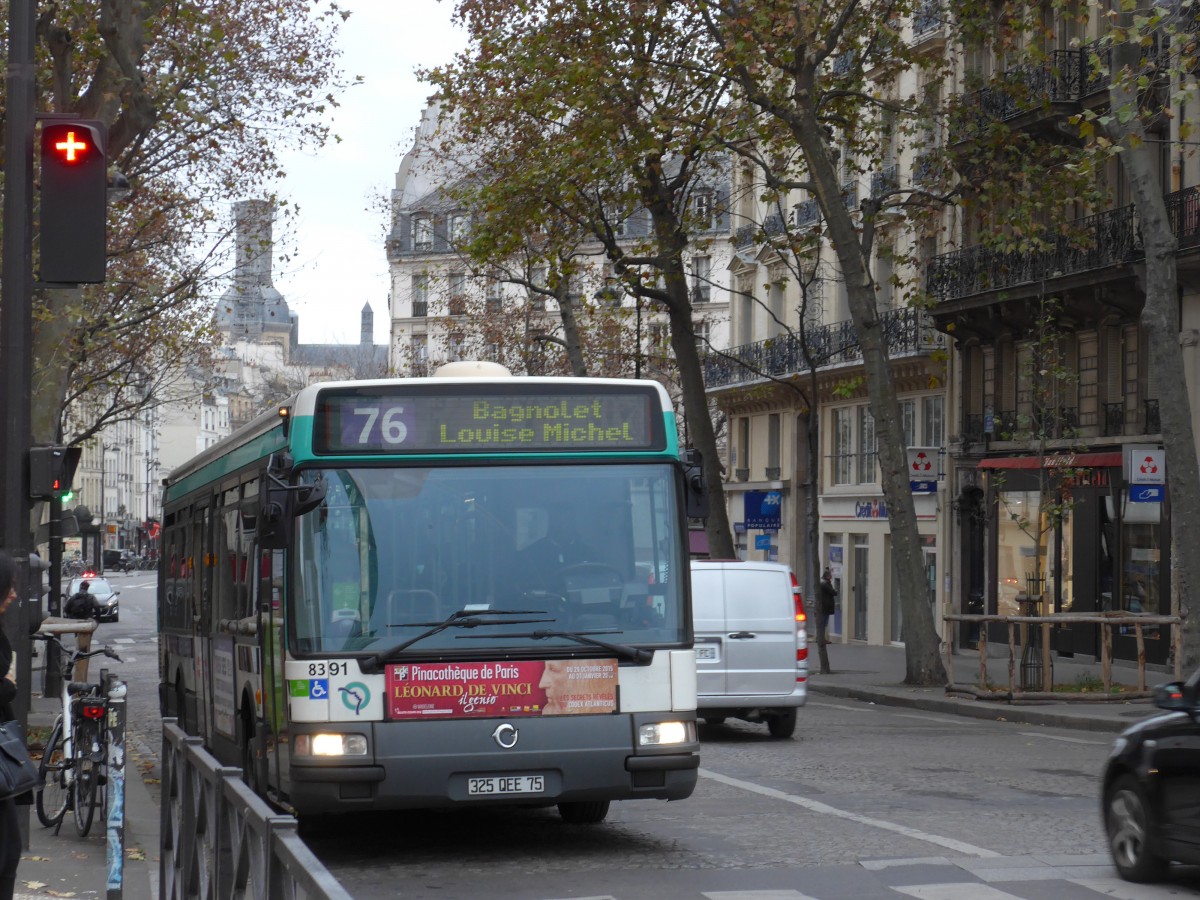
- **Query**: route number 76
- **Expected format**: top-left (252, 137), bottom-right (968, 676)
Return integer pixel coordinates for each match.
top-left (353, 406), bottom-right (407, 445)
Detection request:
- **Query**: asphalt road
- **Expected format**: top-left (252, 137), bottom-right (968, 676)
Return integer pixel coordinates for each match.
top-left (305, 691), bottom-right (1200, 899)
top-left (95, 572), bottom-right (1200, 900)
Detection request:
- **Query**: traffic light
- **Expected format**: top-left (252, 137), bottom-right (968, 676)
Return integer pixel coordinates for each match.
top-left (38, 119), bottom-right (108, 284)
top-left (28, 445), bottom-right (82, 500)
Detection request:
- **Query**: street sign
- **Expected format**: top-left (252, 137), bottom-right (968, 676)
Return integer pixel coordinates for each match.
top-left (754, 534), bottom-right (772, 550)
top-left (744, 490), bottom-right (782, 530)
top-left (907, 447), bottom-right (938, 493)
top-left (1127, 447), bottom-right (1165, 484)
top-left (1129, 484), bottom-right (1164, 503)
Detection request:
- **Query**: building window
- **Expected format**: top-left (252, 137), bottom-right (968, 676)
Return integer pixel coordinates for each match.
top-left (694, 321), bottom-right (709, 353)
top-left (693, 191), bottom-right (713, 230)
top-left (767, 414), bottom-right (781, 477)
top-left (858, 405), bottom-right (876, 484)
top-left (900, 399), bottom-right (916, 448)
top-left (449, 213), bottom-right (469, 243)
top-left (737, 417), bottom-right (750, 480)
top-left (691, 255), bottom-right (711, 304)
top-left (413, 216), bottom-right (433, 251)
top-left (486, 277), bottom-right (503, 314)
top-left (412, 274), bottom-right (429, 317)
top-left (833, 407), bottom-right (854, 485)
top-left (922, 395), bottom-right (944, 447)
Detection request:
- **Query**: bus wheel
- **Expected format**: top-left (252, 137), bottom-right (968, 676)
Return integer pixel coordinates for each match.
top-left (557, 800), bottom-right (610, 824)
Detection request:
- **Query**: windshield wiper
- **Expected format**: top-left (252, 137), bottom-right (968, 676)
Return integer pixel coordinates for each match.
top-left (360, 609), bottom-right (553, 672)
top-left (464, 629), bottom-right (653, 664)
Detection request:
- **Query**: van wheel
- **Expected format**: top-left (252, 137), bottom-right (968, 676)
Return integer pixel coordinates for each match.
top-left (558, 800), bottom-right (610, 824)
top-left (767, 709), bottom-right (797, 739)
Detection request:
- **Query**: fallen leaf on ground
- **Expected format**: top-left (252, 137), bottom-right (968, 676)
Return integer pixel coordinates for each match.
top-left (126, 847), bottom-right (146, 861)
top-left (22, 855), bottom-right (50, 861)
top-left (21, 880), bottom-right (47, 889)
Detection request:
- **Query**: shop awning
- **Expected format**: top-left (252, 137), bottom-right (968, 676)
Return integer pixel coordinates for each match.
top-left (977, 451), bottom-right (1123, 469)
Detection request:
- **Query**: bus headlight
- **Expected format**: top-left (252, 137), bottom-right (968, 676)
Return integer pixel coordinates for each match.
top-left (295, 733), bottom-right (368, 757)
top-left (638, 721), bottom-right (693, 746)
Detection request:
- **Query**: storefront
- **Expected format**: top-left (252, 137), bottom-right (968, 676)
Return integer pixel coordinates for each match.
top-left (964, 448), bottom-right (1170, 665)
top-left (818, 493), bottom-right (940, 644)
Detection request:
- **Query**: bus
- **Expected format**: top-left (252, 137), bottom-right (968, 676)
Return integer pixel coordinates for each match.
top-left (158, 365), bottom-right (705, 825)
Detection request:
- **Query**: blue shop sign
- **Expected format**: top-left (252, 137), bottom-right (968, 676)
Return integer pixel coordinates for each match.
top-left (744, 490), bottom-right (782, 530)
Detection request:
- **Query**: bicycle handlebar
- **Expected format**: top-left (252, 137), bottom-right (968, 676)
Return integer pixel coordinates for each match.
top-left (31, 632), bottom-right (124, 664)
top-left (67, 681), bottom-right (99, 695)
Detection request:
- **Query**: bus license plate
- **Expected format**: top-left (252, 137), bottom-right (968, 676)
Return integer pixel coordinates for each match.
top-left (468, 775), bottom-right (546, 796)
top-left (696, 645), bottom-right (719, 661)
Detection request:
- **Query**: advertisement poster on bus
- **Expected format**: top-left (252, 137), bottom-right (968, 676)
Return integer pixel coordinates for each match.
top-left (386, 659), bottom-right (617, 719)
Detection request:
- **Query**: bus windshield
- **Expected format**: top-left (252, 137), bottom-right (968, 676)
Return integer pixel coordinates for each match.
top-left (291, 463), bottom-right (686, 655)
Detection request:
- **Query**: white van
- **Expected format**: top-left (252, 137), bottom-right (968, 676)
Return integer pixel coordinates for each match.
top-left (689, 559), bottom-right (808, 738)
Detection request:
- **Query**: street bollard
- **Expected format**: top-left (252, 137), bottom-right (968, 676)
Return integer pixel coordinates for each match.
top-left (106, 678), bottom-right (127, 900)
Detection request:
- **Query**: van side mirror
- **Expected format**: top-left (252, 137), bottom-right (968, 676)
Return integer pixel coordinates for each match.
top-left (682, 448), bottom-right (710, 520)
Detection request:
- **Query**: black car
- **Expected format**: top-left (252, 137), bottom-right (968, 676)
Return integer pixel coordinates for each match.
top-left (1102, 673), bottom-right (1200, 881)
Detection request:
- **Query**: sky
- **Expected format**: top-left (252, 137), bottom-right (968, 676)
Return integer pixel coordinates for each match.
top-left (269, 1), bottom-right (466, 346)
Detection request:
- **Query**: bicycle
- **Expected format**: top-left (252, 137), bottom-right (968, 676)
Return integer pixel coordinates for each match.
top-left (31, 631), bottom-right (122, 836)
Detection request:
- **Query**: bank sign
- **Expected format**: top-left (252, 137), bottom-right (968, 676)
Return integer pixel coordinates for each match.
top-left (744, 490), bottom-right (782, 530)
top-left (1127, 446), bottom-right (1165, 503)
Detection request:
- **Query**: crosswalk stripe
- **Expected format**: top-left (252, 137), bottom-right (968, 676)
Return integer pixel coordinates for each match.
top-left (703, 892), bottom-right (817, 900)
top-left (1069, 878), bottom-right (1200, 898)
top-left (893, 885), bottom-right (1028, 899)
top-left (700, 768), bottom-right (1002, 859)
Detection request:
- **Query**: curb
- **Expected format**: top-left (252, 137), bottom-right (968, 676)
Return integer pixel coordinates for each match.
top-left (808, 682), bottom-right (1148, 734)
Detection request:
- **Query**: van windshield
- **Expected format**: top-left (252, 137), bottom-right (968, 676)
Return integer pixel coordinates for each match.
top-left (290, 463), bottom-right (687, 655)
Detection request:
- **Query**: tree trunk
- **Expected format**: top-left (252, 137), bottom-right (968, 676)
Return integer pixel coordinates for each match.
top-left (792, 104), bottom-right (945, 685)
top-left (555, 286), bottom-right (589, 377)
top-left (667, 300), bottom-right (735, 559)
top-left (1107, 48), bottom-right (1200, 670)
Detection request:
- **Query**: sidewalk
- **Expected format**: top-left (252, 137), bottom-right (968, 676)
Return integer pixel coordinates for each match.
top-left (14, 692), bottom-right (159, 900)
top-left (807, 640), bottom-right (1172, 733)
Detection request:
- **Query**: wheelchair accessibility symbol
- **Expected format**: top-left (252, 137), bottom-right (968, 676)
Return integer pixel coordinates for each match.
top-left (309, 679), bottom-right (329, 700)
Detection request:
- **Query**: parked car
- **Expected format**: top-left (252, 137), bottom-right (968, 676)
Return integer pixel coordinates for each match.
top-left (689, 559), bottom-right (807, 738)
top-left (1101, 671), bottom-right (1200, 881)
top-left (63, 575), bottom-right (120, 623)
top-left (102, 549), bottom-right (133, 572)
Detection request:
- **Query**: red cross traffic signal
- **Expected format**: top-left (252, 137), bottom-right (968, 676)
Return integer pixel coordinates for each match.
top-left (39, 120), bottom-right (108, 284)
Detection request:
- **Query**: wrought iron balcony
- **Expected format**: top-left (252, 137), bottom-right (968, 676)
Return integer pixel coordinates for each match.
top-left (735, 468), bottom-right (749, 482)
top-left (871, 166), bottom-right (899, 199)
top-left (841, 180), bottom-right (859, 210)
top-left (913, 0), bottom-right (942, 37)
top-left (764, 213), bottom-right (786, 236)
top-left (793, 199), bottom-right (820, 227)
top-left (412, 300), bottom-right (428, 318)
top-left (703, 307), bottom-right (943, 389)
top-left (962, 413), bottom-right (986, 443)
top-left (734, 223), bottom-right (758, 249)
top-left (765, 466), bottom-right (781, 480)
top-left (929, 185), bottom-right (1200, 303)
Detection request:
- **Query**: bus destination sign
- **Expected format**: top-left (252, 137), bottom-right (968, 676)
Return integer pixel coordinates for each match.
top-left (316, 386), bottom-right (663, 454)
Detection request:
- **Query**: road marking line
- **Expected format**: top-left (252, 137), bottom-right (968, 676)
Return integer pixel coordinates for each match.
top-left (699, 769), bottom-right (1001, 858)
top-left (893, 713), bottom-right (980, 726)
top-left (860, 857), bottom-right (952, 870)
top-left (704, 892), bottom-right (818, 899)
top-left (1017, 731), bottom-right (1106, 745)
top-left (894, 886), bottom-right (1027, 899)
top-left (809, 701), bottom-right (874, 713)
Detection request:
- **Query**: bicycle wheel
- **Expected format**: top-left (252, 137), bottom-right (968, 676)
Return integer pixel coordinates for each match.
top-left (72, 723), bottom-right (98, 837)
top-left (36, 719), bottom-right (69, 827)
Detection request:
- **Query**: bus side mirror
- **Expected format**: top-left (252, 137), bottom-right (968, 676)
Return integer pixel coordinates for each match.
top-left (683, 448), bottom-right (710, 520)
top-left (260, 476), bottom-right (327, 550)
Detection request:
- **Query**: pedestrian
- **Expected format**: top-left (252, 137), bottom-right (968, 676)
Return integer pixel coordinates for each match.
top-left (65, 580), bottom-right (101, 620)
top-left (0, 553), bottom-right (23, 900)
top-left (818, 568), bottom-right (838, 648)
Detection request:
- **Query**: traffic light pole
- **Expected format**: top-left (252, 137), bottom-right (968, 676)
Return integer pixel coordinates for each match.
top-left (1, 0), bottom-right (38, 850)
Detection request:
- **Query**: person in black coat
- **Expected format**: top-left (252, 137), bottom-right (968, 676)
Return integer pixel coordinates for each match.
top-left (0, 552), bottom-right (21, 900)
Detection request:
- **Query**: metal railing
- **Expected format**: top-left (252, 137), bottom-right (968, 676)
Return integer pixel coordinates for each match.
top-left (704, 307), bottom-right (943, 389)
top-left (943, 612), bottom-right (1181, 700)
top-left (928, 187), bottom-right (1200, 303)
top-left (160, 721), bottom-right (353, 900)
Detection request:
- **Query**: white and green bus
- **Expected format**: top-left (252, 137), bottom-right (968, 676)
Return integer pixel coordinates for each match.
top-left (159, 365), bottom-right (704, 824)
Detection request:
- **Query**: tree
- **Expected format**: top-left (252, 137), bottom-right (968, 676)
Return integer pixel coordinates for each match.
top-left (690, 0), bottom-right (959, 683)
top-left (1089, 3), bottom-right (1200, 668)
top-left (425, 0), bottom-right (741, 557)
top-left (1, 0), bottom-right (351, 445)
